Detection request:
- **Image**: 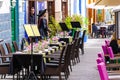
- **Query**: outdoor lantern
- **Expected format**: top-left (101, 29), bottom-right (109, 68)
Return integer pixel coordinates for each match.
top-left (0, 0), bottom-right (3, 8)
top-left (12, 0), bottom-right (16, 7)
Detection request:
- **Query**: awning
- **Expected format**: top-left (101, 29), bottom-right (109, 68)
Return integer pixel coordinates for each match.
top-left (27, 0), bottom-right (48, 1)
top-left (87, 0), bottom-right (120, 9)
top-left (95, 0), bottom-right (120, 6)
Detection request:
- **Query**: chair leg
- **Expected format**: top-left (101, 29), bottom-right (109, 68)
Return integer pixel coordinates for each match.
top-left (1, 74), bottom-right (3, 79)
top-left (81, 48), bottom-right (84, 55)
top-left (59, 74), bottom-right (62, 80)
top-left (13, 74), bottom-right (15, 80)
top-left (3, 74), bottom-right (6, 79)
top-left (64, 72), bottom-right (67, 80)
top-left (77, 52), bottom-right (80, 62)
top-left (69, 63), bottom-right (72, 72)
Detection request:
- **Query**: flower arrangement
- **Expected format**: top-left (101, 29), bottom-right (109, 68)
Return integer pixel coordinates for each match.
top-left (52, 36), bottom-right (59, 41)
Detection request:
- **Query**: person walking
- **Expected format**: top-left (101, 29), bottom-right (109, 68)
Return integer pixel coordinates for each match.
top-left (37, 9), bottom-right (50, 39)
top-left (92, 23), bottom-right (98, 38)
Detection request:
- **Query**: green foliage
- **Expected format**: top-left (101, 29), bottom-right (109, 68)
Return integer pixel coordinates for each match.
top-left (64, 14), bottom-right (89, 35)
top-left (72, 14), bottom-right (83, 26)
top-left (50, 16), bottom-right (62, 32)
top-left (83, 17), bottom-right (89, 27)
top-left (64, 16), bottom-right (72, 29)
top-left (82, 17), bottom-right (89, 35)
top-left (48, 16), bottom-right (62, 37)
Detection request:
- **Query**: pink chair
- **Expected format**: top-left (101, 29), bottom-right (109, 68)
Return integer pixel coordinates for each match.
top-left (97, 62), bottom-right (120, 80)
top-left (96, 57), bottom-right (103, 64)
top-left (98, 52), bottom-right (105, 63)
top-left (105, 40), bottom-right (110, 47)
top-left (107, 47), bottom-right (114, 59)
top-left (97, 62), bottom-right (109, 80)
top-left (102, 45), bottom-right (108, 55)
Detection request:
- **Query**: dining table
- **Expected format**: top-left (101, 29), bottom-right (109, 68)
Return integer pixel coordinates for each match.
top-left (9, 53), bottom-right (45, 75)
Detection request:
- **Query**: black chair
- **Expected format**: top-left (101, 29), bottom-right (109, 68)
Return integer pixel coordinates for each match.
top-left (21, 38), bottom-right (29, 51)
top-left (79, 30), bottom-right (86, 55)
top-left (12, 41), bottom-right (19, 52)
top-left (73, 31), bottom-right (80, 40)
top-left (0, 44), bottom-right (10, 63)
top-left (0, 44), bottom-right (19, 79)
top-left (5, 43), bottom-right (12, 53)
top-left (43, 44), bottom-right (71, 80)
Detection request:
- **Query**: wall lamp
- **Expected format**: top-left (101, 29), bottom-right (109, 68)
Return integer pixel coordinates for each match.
top-left (19, 0), bottom-right (25, 8)
top-left (11, 0), bottom-right (16, 7)
top-left (0, 0), bottom-right (3, 8)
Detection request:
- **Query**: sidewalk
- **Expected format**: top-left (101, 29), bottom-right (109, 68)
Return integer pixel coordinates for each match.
top-left (68, 38), bottom-right (107, 80)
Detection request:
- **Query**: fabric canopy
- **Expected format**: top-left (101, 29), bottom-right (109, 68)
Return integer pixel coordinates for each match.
top-left (95, 0), bottom-right (120, 6)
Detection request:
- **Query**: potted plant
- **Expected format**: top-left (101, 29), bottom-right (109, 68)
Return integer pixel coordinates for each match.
top-left (48, 16), bottom-right (62, 38)
top-left (64, 14), bottom-right (89, 42)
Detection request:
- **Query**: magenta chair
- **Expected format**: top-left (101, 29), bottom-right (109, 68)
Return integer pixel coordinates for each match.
top-left (107, 47), bottom-right (114, 59)
top-left (102, 45), bottom-right (109, 55)
top-left (96, 57), bottom-right (104, 64)
top-left (97, 62), bottom-right (109, 80)
top-left (98, 52), bottom-right (105, 63)
top-left (97, 62), bottom-right (120, 80)
top-left (105, 40), bottom-right (110, 47)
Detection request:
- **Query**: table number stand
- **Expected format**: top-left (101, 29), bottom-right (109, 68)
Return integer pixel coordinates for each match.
top-left (24, 24), bottom-right (40, 80)
top-left (59, 22), bottom-right (69, 38)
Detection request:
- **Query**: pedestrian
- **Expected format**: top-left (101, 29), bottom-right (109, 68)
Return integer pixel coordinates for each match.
top-left (37, 9), bottom-right (50, 39)
top-left (92, 23), bottom-right (98, 38)
top-left (29, 7), bottom-right (35, 24)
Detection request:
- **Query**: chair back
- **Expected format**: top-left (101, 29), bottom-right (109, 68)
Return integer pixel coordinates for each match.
top-left (105, 40), bottom-right (110, 46)
top-left (81, 30), bottom-right (86, 43)
top-left (5, 43), bottom-right (12, 53)
top-left (98, 52), bottom-right (105, 63)
top-left (0, 44), bottom-right (7, 63)
top-left (58, 44), bottom-right (68, 67)
top-left (21, 38), bottom-right (29, 50)
top-left (70, 39), bottom-right (77, 60)
top-left (12, 41), bottom-right (19, 52)
top-left (107, 47), bottom-right (114, 59)
top-left (64, 44), bottom-right (72, 69)
top-left (96, 57), bottom-right (103, 64)
top-left (97, 62), bottom-right (109, 80)
top-left (102, 45), bottom-right (108, 54)
top-left (73, 31), bottom-right (80, 40)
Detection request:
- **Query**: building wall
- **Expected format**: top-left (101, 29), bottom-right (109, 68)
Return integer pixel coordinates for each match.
top-left (68, 0), bottom-right (71, 16)
top-left (0, 0), bottom-right (11, 54)
top-left (0, 0), bottom-right (11, 44)
top-left (69, 0), bottom-right (87, 16)
top-left (55, 0), bottom-right (62, 21)
top-left (81, 0), bottom-right (86, 17)
top-left (18, 0), bottom-right (25, 49)
top-left (19, 12), bottom-right (25, 44)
